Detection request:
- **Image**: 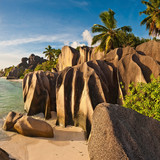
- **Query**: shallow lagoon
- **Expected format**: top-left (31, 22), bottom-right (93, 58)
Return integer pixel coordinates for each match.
top-left (0, 78), bottom-right (24, 118)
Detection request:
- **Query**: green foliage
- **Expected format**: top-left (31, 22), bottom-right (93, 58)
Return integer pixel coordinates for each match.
top-left (92, 9), bottom-right (132, 53)
top-left (43, 45), bottom-right (61, 62)
top-left (19, 69), bottom-right (33, 79)
top-left (140, 0), bottom-right (160, 37)
top-left (4, 66), bottom-right (14, 77)
top-left (76, 46), bottom-right (80, 51)
top-left (0, 69), bottom-right (4, 76)
top-left (123, 76), bottom-right (160, 121)
top-left (117, 31), bottom-right (150, 48)
top-left (34, 61), bottom-right (56, 72)
top-left (43, 46), bottom-right (61, 70)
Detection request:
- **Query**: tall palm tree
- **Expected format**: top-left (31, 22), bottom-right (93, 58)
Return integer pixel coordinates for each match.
top-left (140, 0), bottom-right (160, 37)
top-left (43, 45), bottom-right (54, 61)
top-left (92, 9), bottom-right (132, 53)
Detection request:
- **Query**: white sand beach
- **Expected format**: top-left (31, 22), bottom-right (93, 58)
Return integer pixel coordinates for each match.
top-left (0, 112), bottom-right (89, 160)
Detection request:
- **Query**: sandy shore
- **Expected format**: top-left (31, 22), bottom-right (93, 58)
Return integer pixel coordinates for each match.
top-left (0, 112), bottom-right (89, 160)
top-left (0, 77), bottom-right (23, 82)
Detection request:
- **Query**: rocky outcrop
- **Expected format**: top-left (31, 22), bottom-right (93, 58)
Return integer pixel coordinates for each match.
top-left (0, 148), bottom-right (15, 160)
top-left (28, 54), bottom-right (46, 70)
top-left (23, 61), bottom-right (117, 135)
top-left (88, 103), bottom-right (160, 160)
top-left (23, 71), bottom-right (58, 119)
top-left (22, 41), bottom-right (160, 136)
top-left (91, 47), bottom-right (105, 61)
top-left (136, 40), bottom-right (160, 63)
top-left (56, 61), bottom-right (116, 135)
top-left (17, 57), bottom-right (29, 69)
top-left (103, 46), bottom-right (137, 68)
top-left (58, 46), bottom-right (80, 71)
top-left (117, 53), bottom-right (160, 103)
top-left (77, 46), bottom-right (92, 64)
top-left (7, 66), bottom-right (25, 79)
top-left (3, 111), bottom-right (54, 138)
top-left (58, 46), bottom-right (105, 71)
top-left (6, 54), bottom-right (46, 79)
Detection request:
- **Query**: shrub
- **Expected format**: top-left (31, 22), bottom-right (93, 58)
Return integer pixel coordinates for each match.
top-left (20, 69), bottom-right (33, 79)
top-left (34, 61), bottom-right (56, 72)
top-left (4, 66), bottom-right (14, 77)
top-left (123, 75), bottom-right (160, 121)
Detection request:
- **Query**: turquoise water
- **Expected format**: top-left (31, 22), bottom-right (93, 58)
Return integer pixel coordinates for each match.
top-left (0, 78), bottom-right (24, 118)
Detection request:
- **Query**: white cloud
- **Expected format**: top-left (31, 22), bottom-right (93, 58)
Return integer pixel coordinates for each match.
top-left (82, 30), bottom-right (92, 47)
top-left (0, 34), bottom-right (71, 46)
top-left (70, 41), bottom-right (85, 48)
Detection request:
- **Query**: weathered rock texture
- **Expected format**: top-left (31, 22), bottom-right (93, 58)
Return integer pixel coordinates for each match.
top-left (117, 53), bottom-right (160, 103)
top-left (58, 46), bottom-right (80, 71)
top-left (58, 46), bottom-right (105, 71)
top-left (6, 54), bottom-right (46, 79)
top-left (136, 40), bottom-right (160, 63)
top-left (14, 116), bottom-right (54, 138)
top-left (56, 61), bottom-right (116, 135)
top-left (3, 112), bottom-right (23, 132)
top-left (23, 71), bottom-right (58, 119)
top-left (7, 66), bottom-right (25, 79)
top-left (23, 41), bottom-right (160, 135)
top-left (3, 111), bottom-right (53, 138)
top-left (88, 103), bottom-right (160, 160)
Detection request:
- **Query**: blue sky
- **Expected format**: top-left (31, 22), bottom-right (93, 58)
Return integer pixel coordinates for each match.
top-left (0, 0), bottom-right (150, 69)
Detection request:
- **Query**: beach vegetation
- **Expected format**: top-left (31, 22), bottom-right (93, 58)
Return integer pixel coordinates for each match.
top-left (34, 61), bottom-right (56, 72)
top-left (4, 66), bottom-right (14, 77)
top-left (43, 45), bottom-right (61, 62)
top-left (19, 69), bottom-right (33, 79)
top-left (123, 75), bottom-right (160, 121)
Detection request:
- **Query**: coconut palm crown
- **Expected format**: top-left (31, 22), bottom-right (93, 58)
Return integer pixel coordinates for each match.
top-left (140, 0), bottom-right (160, 37)
top-left (91, 9), bottom-right (132, 53)
top-left (43, 45), bottom-right (54, 61)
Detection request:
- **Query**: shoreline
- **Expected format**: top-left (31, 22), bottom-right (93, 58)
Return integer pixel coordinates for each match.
top-left (0, 112), bottom-right (89, 160)
top-left (0, 77), bottom-right (23, 82)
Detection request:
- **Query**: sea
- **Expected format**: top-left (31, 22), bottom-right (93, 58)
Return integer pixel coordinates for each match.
top-left (0, 78), bottom-right (24, 118)
top-left (0, 77), bottom-right (24, 139)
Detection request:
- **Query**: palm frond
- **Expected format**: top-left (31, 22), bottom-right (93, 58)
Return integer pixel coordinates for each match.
top-left (92, 24), bottom-right (109, 33)
top-left (118, 26), bottom-right (132, 32)
top-left (140, 15), bottom-right (152, 25)
top-left (141, 0), bottom-right (155, 9)
top-left (91, 33), bottom-right (106, 45)
top-left (139, 10), bottom-right (150, 15)
top-left (99, 9), bottom-right (117, 29)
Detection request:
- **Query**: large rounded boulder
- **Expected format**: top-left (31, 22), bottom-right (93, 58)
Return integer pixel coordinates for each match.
top-left (14, 116), bottom-right (54, 138)
top-left (3, 112), bottom-right (54, 138)
top-left (88, 103), bottom-right (160, 160)
top-left (136, 40), bottom-right (160, 63)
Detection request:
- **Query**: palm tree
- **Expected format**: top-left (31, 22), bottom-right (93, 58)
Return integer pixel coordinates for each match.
top-left (140, 0), bottom-right (160, 37)
top-left (43, 45), bottom-right (54, 61)
top-left (91, 9), bottom-right (132, 53)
